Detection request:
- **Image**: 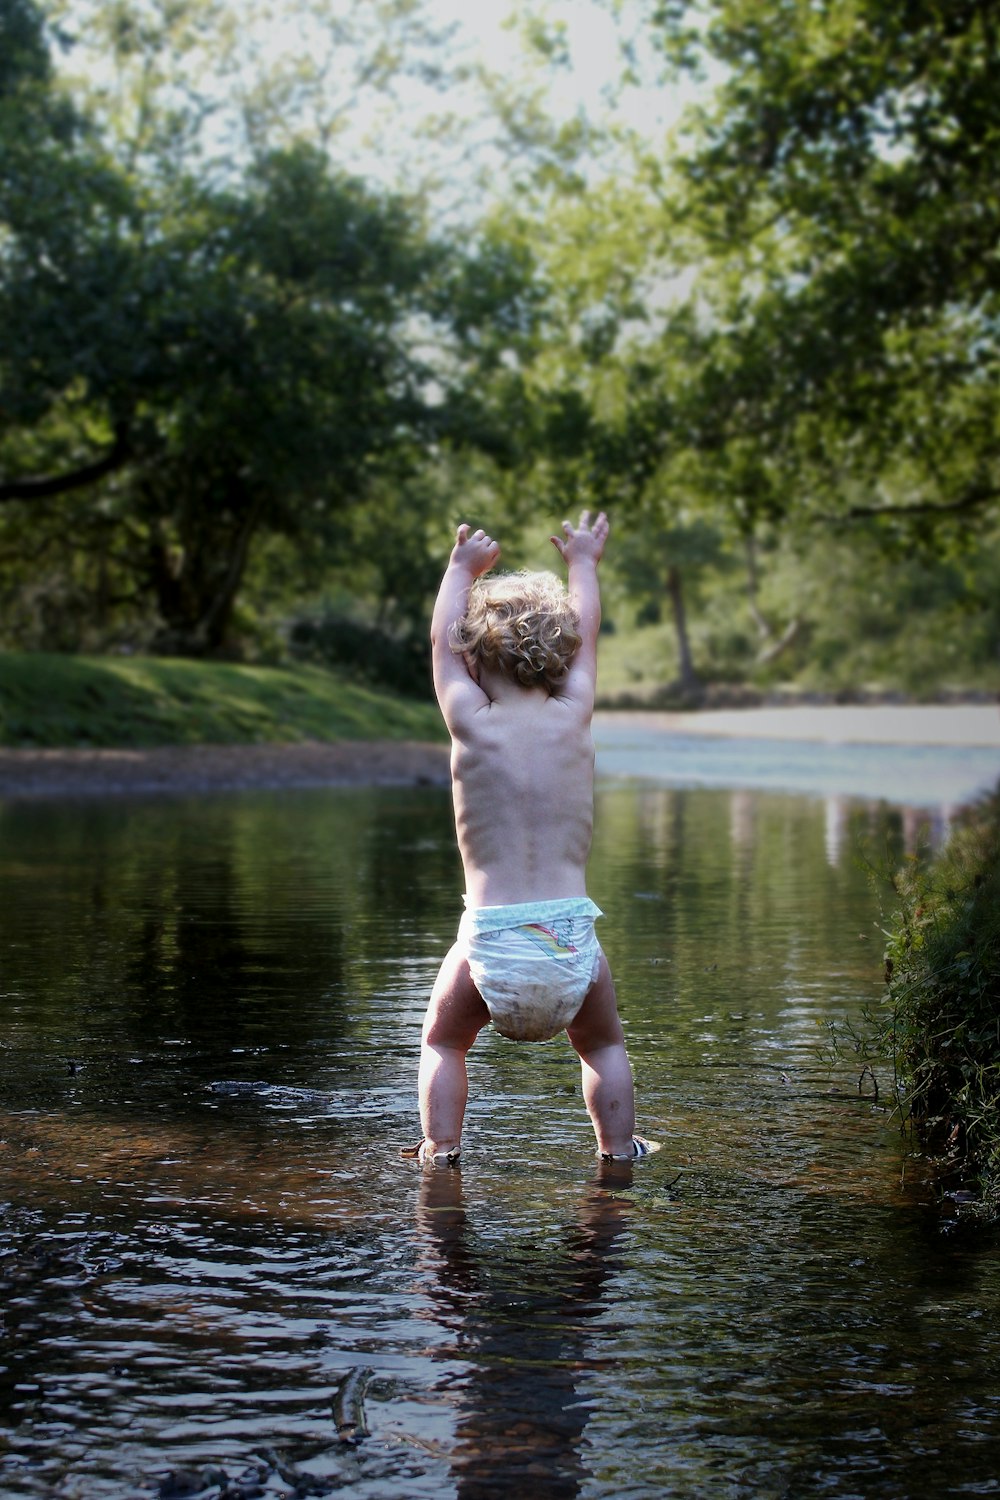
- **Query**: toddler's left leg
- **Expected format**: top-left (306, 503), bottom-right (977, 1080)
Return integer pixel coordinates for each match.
top-left (566, 953), bottom-right (637, 1158)
top-left (418, 942), bottom-right (489, 1158)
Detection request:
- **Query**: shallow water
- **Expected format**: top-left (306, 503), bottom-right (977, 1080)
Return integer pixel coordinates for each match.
top-left (593, 719), bottom-right (1000, 807)
top-left (2, 783), bottom-right (1000, 1499)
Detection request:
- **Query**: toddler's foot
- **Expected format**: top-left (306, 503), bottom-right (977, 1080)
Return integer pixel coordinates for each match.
top-left (401, 1138), bottom-right (461, 1167)
top-left (599, 1134), bottom-right (660, 1162)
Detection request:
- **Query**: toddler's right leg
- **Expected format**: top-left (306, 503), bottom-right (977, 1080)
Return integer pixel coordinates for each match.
top-left (566, 954), bottom-right (638, 1159)
top-left (418, 943), bottom-right (489, 1159)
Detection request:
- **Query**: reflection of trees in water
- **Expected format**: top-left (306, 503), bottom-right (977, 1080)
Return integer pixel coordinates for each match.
top-left (357, 787), bottom-right (458, 925)
top-left (592, 786), bottom-right (916, 1045)
top-left (120, 852), bottom-right (346, 1042)
top-left (0, 801), bottom-right (349, 1116)
top-left (414, 1163), bottom-right (637, 1500)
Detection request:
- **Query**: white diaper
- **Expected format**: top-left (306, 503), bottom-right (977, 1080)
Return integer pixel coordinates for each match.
top-left (458, 896), bottom-right (603, 1042)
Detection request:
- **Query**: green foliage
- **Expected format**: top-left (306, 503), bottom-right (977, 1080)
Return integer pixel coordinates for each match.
top-left (766, 520), bottom-right (1000, 697)
top-left (495, 0), bottom-right (1000, 700)
top-left (0, 118), bottom-right (454, 650)
top-left (0, 651), bottom-right (443, 747)
top-left (288, 614), bottom-right (431, 700)
top-left (594, 506), bottom-right (1000, 703)
top-left (44, 0), bottom-right (463, 188)
top-left (0, 2), bottom-right (136, 430)
top-left (851, 790), bottom-right (1000, 1226)
top-left (2, 0), bottom-right (997, 691)
top-left (0, 1), bottom-right (546, 658)
top-left (642, 0), bottom-right (1000, 531)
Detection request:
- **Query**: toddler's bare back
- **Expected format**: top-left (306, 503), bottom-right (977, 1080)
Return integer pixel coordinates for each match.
top-left (450, 686), bottom-right (595, 907)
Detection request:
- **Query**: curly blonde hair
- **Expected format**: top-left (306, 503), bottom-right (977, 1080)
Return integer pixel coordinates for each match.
top-left (450, 570), bottom-right (582, 690)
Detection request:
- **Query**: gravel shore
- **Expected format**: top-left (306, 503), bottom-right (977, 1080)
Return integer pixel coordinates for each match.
top-left (0, 739), bottom-right (451, 799)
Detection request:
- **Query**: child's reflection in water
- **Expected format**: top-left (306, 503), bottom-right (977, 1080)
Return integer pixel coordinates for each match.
top-left (413, 1161), bottom-right (640, 1500)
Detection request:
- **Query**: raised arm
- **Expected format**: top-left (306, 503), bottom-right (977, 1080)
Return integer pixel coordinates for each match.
top-left (550, 509), bottom-right (609, 705)
top-left (431, 524), bottom-right (501, 728)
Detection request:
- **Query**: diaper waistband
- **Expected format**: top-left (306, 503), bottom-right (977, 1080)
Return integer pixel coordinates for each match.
top-left (461, 896), bottom-right (602, 936)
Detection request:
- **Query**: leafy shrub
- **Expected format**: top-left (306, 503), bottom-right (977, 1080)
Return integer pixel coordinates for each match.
top-left (856, 789), bottom-right (1000, 1224)
top-left (289, 613), bottom-right (432, 700)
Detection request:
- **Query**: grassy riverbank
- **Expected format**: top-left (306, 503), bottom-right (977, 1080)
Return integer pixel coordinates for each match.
top-left (858, 792), bottom-right (1000, 1227)
top-left (0, 651), bottom-right (443, 748)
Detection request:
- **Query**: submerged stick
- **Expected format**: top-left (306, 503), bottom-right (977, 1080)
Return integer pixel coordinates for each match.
top-left (333, 1365), bottom-right (374, 1445)
top-left (857, 1065), bottom-right (880, 1103)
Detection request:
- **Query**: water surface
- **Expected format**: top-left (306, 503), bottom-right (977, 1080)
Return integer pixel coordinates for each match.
top-left (2, 784), bottom-right (999, 1498)
top-left (594, 717), bottom-right (999, 807)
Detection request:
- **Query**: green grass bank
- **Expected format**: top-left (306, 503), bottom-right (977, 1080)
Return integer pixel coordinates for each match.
top-left (0, 651), bottom-right (443, 749)
top-left (856, 791), bottom-right (1000, 1228)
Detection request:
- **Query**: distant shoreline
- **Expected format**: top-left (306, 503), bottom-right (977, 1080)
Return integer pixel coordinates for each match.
top-left (594, 704), bottom-right (1000, 749)
top-left (0, 705), bottom-right (996, 799)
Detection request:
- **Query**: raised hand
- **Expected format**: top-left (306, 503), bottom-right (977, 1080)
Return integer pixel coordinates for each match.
top-left (550, 509), bottom-right (609, 567)
top-left (451, 523), bottom-right (501, 577)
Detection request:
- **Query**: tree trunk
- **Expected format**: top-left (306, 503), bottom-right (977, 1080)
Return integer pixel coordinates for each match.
top-left (665, 564), bottom-right (701, 694)
top-left (148, 486), bottom-right (265, 657)
top-left (756, 616), bottom-right (802, 665)
top-left (744, 531), bottom-right (801, 665)
top-left (744, 532), bottom-right (773, 641)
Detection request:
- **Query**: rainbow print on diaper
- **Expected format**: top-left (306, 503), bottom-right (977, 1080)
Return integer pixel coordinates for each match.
top-left (520, 922), bottom-right (579, 959)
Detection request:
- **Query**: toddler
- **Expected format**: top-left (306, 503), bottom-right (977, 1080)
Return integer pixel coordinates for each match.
top-left (405, 511), bottom-right (654, 1166)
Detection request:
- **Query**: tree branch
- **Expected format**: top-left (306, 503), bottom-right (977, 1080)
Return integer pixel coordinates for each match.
top-left (829, 480), bottom-right (1000, 523)
top-left (0, 425), bottom-right (131, 504)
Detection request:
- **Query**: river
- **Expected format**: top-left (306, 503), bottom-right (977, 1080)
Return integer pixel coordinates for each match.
top-left (1, 730), bottom-right (999, 1497)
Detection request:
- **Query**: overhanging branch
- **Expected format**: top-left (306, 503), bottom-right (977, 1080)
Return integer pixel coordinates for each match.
top-left (0, 424), bottom-right (131, 504)
top-left (828, 480), bottom-right (1000, 524)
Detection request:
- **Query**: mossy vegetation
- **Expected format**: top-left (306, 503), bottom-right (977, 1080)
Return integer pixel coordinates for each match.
top-left (0, 652), bottom-right (443, 749)
top-left (849, 791), bottom-right (1000, 1227)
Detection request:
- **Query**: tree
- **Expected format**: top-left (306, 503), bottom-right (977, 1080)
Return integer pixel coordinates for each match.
top-left (0, 119), bottom-right (449, 650)
top-left (42, 0), bottom-right (459, 182)
top-left (641, 0), bottom-right (1000, 533)
top-left (0, 0), bottom-right (137, 455)
top-left (0, 2), bottom-right (547, 655)
top-left (491, 0), bottom-right (999, 691)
